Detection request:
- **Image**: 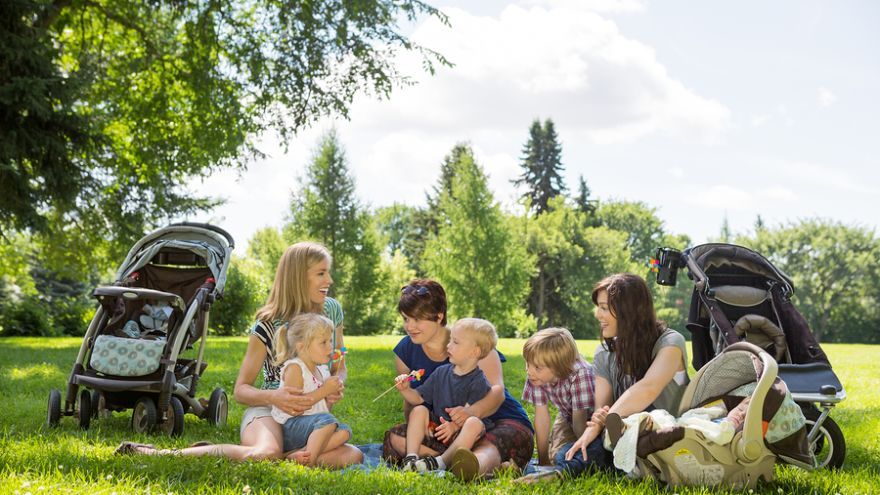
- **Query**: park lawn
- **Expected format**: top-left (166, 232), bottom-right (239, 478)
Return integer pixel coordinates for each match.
top-left (0, 336), bottom-right (877, 495)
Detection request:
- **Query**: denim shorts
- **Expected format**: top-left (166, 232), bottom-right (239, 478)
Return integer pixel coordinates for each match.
top-left (282, 412), bottom-right (351, 453)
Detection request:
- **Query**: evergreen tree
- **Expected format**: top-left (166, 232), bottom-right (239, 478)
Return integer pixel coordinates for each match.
top-left (423, 145), bottom-right (534, 336)
top-left (575, 175), bottom-right (597, 216)
top-left (285, 130), bottom-right (384, 334)
top-left (513, 119), bottom-right (566, 215)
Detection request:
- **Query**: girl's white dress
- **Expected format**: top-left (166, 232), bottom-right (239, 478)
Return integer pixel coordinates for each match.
top-left (271, 357), bottom-right (330, 424)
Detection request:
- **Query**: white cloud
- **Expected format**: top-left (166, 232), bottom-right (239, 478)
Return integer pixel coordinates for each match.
top-left (684, 185), bottom-right (797, 211)
top-left (352, 5), bottom-right (731, 144)
top-left (818, 86), bottom-right (837, 107)
top-left (523, 0), bottom-right (647, 13)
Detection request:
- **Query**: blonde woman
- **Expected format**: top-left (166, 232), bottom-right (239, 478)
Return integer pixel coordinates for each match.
top-left (117, 242), bottom-right (362, 466)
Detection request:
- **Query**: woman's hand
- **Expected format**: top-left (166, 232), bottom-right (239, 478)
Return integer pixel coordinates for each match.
top-left (271, 386), bottom-right (313, 416)
top-left (434, 417), bottom-right (460, 444)
top-left (444, 406), bottom-right (472, 426)
top-left (565, 425), bottom-right (600, 461)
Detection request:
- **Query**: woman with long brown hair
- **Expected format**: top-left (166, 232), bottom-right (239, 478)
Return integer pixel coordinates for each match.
top-left (564, 273), bottom-right (689, 462)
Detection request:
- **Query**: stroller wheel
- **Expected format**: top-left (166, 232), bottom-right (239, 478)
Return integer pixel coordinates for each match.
top-left (207, 388), bottom-right (228, 427)
top-left (803, 409), bottom-right (846, 469)
top-left (90, 390), bottom-right (106, 419)
top-left (77, 389), bottom-right (92, 430)
top-left (47, 389), bottom-right (62, 427)
top-left (157, 396), bottom-right (185, 437)
top-left (132, 397), bottom-right (158, 433)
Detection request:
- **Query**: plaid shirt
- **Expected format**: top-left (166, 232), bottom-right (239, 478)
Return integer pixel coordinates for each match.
top-left (522, 359), bottom-right (596, 421)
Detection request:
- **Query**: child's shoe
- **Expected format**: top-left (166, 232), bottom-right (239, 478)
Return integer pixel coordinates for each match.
top-left (401, 454), bottom-right (418, 471)
top-left (414, 455), bottom-right (442, 473)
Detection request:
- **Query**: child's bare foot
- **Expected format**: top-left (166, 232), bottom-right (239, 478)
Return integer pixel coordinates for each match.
top-left (289, 450), bottom-right (312, 465)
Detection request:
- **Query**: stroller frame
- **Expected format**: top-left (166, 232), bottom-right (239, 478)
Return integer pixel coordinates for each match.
top-left (655, 243), bottom-right (846, 469)
top-left (47, 222), bottom-right (234, 436)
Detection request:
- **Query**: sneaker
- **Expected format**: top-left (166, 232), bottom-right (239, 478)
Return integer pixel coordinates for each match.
top-left (401, 454), bottom-right (418, 471)
top-left (414, 455), bottom-right (441, 473)
top-left (449, 448), bottom-right (480, 481)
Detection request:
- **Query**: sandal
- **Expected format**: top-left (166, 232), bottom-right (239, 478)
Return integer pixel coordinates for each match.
top-left (114, 441), bottom-right (157, 455)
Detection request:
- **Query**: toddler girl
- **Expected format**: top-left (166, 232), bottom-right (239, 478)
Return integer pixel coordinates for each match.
top-left (272, 313), bottom-right (353, 466)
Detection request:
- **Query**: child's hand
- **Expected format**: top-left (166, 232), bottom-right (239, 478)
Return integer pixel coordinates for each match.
top-left (323, 376), bottom-right (343, 394)
top-left (394, 374), bottom-right (411, 391)
top-left (591, 405), bottom-right (610, 427)
top-left (434, 417), bottom-right (460, 444)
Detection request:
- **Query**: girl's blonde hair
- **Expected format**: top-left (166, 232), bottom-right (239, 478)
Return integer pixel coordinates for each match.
top-left (274, 313), bottom-right (335, 366)
top-left (523, 327), bottom-right (579, 379)
top-left (256, 242), bottom-right (331, 323)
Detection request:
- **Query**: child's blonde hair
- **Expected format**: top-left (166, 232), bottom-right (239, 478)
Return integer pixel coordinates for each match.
top-left (452, 318), bottom-right (498, 359)
top-left (274, 313), bottom-right (335, 366)
top-left (523, 327), bottom-right (579, 379)
top-left (256, 242), bottom-right (331, 323)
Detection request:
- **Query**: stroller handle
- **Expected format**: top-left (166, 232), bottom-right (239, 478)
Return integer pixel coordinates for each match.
top-left (167, 222), bottom-right (235, 249)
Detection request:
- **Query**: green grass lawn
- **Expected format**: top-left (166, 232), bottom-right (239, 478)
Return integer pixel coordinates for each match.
top-left (1, 336), bottom-right (877, 494)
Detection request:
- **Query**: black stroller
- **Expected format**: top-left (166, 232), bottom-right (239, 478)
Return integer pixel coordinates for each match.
top-left (47, 223), bottom-right (234, 436)
top-left (654, 243), bottom-right (846, 469)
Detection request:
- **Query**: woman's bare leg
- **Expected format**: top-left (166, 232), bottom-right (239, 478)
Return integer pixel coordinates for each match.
top-left (123, 416), bottom-right (283, 460)
top-left (471, 438), bottom-right (502, 476)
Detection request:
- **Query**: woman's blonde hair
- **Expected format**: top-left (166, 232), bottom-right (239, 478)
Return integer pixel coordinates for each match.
top-left (523, 327), bottom-right (580, 379)
top-left (274, 313), bottom-right (335, 366)
top-left (256, 242), bottom-right (331, 323)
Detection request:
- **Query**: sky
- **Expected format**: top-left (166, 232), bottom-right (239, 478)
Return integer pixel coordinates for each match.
top-left (187, 0), bottom-right (880, 253)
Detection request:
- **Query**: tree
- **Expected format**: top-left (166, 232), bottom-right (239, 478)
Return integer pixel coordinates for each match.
top-left (574, 174), bottom-right (598, 220)
top-left (738, 219), bottom-right (880, 343)
top-left (284, 130), bottom-right (385, 334)
top-left (594, 200), bottom-right (666, 263)
top-left (210, 256), bottom-right (268, 335)
top-left (423, 145), bottom-right (534, 336)
top-left (247, 227), bottom-right (287, 281)
top-left (3, 0), bottom-right (449, 272)
top-left (514, 119), bottom-right (566, 215)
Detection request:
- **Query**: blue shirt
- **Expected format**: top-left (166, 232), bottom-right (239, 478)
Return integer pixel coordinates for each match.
top-left (393, 335), bottom-right (533, 430)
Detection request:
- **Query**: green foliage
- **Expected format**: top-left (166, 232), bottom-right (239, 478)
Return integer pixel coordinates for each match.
top-left (595, 200), bottom-right (666, 263)
top-left (211, 257), bottom-right (268, 336)
top-left (246, 227), bottom-right (287, 281)
top-left (284, 131), bottom-right (386, 334)
top-left (514, 119), bottom-right (566, 215)
top-left (2, 0), bottom-right (448, 279)
top-left (0, 0), bottom-right (97, 237)
top-left (0, 294), bottom-right (54, 337)
top-left (373, 250), bottom-right (417, 334)
top-left (736, 219), bottom-right (880, 343)
top-left (423, 145), bottom-right (534, 336)
top-left (519, 197), bottom-right (640, 338)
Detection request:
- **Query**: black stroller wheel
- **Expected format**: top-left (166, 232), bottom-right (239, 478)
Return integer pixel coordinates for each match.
top-left (77, 389), bottom-right (91, 430)
top-left (47, 389), bottom-right (61, 427)
top-left (157, 396), bottom-right (185, 437)
top-left (803, 409), bottom-right (846, 469)
top-left (90, 390), bottom-right (106, 419)
top-left (132, 397), bottom-right (157, 433)
top-left (207, 388), bottom-right (228, 427)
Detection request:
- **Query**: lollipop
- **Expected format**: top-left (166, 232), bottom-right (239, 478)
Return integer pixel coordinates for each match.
top-left (330, 347), bottom-right (347, 377)
top-left (372, 368), bottom-right (426, 402)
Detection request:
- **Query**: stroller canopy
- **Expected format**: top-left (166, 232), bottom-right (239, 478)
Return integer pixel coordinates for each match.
top-left (685, 244), bottom-right (794, 295)
top-left (114, 223), bottom-right (234, 296)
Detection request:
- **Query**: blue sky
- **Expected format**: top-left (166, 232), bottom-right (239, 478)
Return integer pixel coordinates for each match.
top-left (189, 0), bottom-right (880, 251)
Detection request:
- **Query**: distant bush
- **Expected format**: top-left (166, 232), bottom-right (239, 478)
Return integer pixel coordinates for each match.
top-left (0, 294), bottom-right (55, 337)
top-left (210, 257), bottom-right (268, 336)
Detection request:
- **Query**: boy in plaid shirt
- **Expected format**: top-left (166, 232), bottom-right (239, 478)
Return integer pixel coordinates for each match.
top-left (518, 327), bottom-right (608, 481)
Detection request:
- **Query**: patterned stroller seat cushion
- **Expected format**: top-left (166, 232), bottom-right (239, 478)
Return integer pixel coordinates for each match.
top-left (90, 335), bottom-right (165, 377)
